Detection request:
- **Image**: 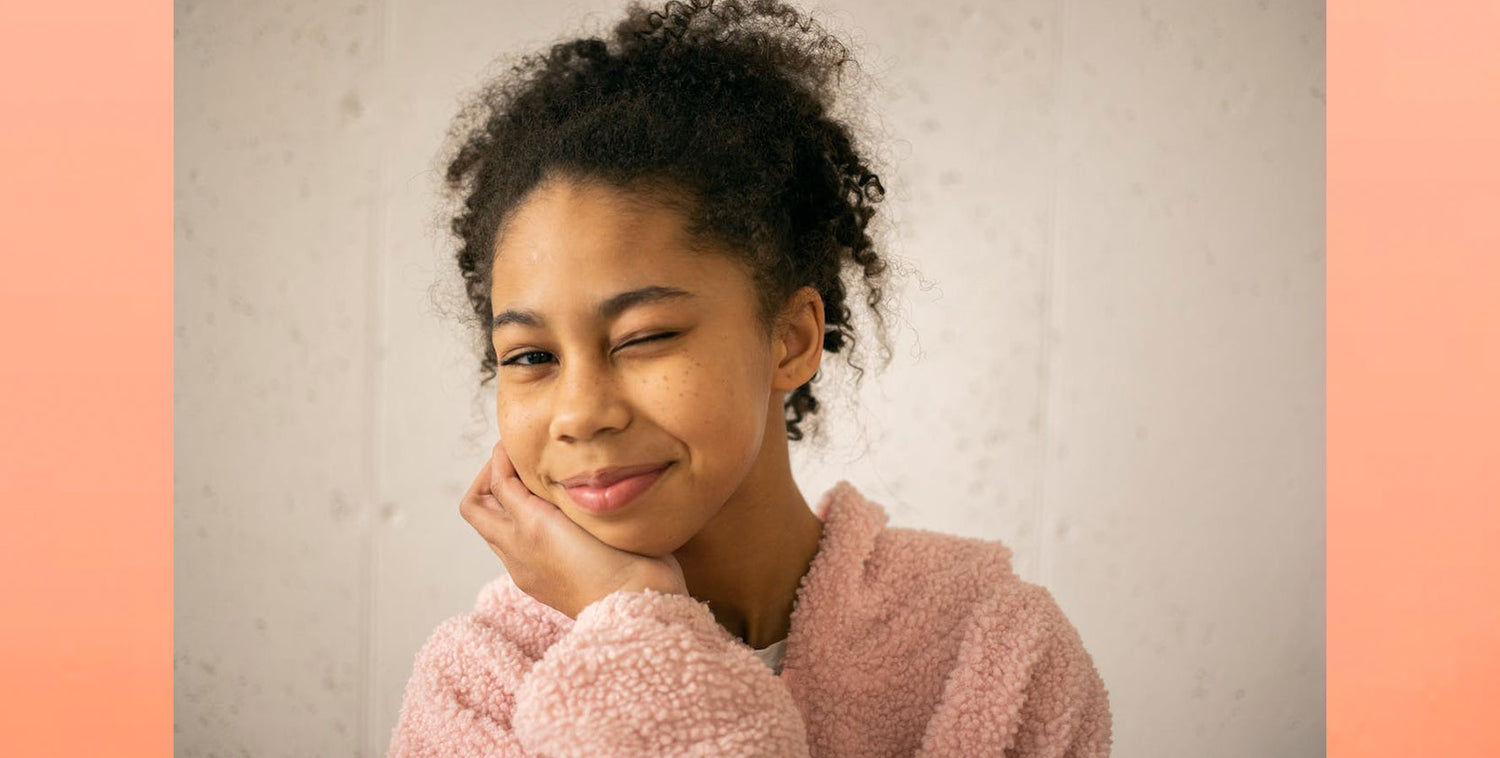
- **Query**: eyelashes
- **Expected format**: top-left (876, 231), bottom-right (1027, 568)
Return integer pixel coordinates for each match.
top-left (625, 331), bottom-right (679, 347)
top-left (501, 350), bottom-right (553, 368)
top-left (499, 332), bottom-right (679, 368)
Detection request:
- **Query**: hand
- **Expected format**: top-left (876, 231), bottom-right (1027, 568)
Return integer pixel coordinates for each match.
top-left (459, 440), bottom-right (690, 619)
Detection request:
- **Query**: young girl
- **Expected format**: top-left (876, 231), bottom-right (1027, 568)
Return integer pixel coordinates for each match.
top-left (390, 1), bottom-right (1111, 755)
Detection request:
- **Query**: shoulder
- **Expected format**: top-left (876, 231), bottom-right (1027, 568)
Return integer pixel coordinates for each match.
top-left (828, 483), bottom-right (1093, 652)
top-left (815, 482), bottom-right (1050, 645)
top-left (811, 484), bottom-right (1109, 746)
top-left (872, 521), bottom-right (1019, 591)
top-left (866, 527), bottom-right (1111, 754)
top-left (816, 481), bottom-right (1018, 593)
top-left (876, 523), bottom-right (1087, 659)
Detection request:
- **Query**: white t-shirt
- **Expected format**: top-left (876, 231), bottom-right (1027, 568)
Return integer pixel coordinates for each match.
top-left (751, 637), bottom-right (789, 675)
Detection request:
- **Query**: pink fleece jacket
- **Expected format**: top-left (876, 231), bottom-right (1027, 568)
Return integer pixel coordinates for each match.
top-left (389, 481), bottom-right (1112, 757)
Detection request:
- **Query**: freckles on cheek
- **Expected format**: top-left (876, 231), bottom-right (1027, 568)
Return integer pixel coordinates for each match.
top-left (681, 364), bottom-right (754, 433)
top-left (496, 393), bottom-right (538, 431)
top-left (496, 404), bottom-right (544, 474)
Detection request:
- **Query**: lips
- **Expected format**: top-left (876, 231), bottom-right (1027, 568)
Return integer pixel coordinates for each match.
top-left (560, 462), bottom-right (672, 515)
top-left (558, 462), bottom-right (672, 489)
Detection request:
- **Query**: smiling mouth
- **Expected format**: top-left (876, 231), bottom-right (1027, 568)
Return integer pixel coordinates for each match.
top-left (558, 461), bottom-right (674, 489)
top-left (561, 463), bottom-right (671, 514)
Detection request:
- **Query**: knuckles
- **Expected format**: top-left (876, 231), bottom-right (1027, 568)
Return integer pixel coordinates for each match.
top-left (458, 489), bottom-right (483, 515)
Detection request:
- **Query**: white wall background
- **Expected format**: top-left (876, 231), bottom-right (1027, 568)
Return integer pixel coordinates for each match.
top-left (173, 0), bottom-right (1325, 755)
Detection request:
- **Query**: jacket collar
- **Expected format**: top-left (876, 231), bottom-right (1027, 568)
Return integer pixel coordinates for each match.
top-left (777, 480), bottom-right (889, 678)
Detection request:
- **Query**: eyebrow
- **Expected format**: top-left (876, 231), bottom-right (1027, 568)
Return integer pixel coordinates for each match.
top-left (491, 285), bottom-right (696, 331)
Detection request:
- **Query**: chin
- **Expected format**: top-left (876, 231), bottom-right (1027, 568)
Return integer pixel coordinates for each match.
top-left (576, 519), bottom-right (684, 557)
top-left (601, 529), bottom-right (680, 557)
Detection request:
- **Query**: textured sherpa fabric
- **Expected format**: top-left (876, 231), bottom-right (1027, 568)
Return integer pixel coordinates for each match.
top-left (388, 481), bottom-right (1112, 757)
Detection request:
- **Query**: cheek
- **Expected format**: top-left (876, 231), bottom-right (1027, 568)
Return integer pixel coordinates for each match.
top-left (645, 352), bottom-right (769, 471)
top-left (495, 394), bottom-right (547, 489)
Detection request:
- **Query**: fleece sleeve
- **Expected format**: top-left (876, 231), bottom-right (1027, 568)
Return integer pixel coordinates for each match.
top-left (387, 588), bottom-right (811, 758)
top-left (512, 588), bottom-right (811, 757)
top-left (386, 611), bottom-right (536, 757)
top-left (916, 583), bottom-right (1113, 758)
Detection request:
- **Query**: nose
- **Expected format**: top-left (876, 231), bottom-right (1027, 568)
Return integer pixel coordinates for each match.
top-left (548, 356), bottom-right (630, 443)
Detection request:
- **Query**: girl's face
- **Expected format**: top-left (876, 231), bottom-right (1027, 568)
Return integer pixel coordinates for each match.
top-left (488, 176), bottom-right (779, 556)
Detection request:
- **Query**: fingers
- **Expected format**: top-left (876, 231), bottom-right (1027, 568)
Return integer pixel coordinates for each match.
top-left (460, 457), bottom-right (509, 536)
top-left (468, 440), bottom-right (542, 540)
top-left (467, 441), bottom-right (563, 570)
top-left (489, 440), bottom-right (544, 516)
top-left (489, 440), bottom-right (512, 500)
top-left (460, 455), bottom-right (525, 575)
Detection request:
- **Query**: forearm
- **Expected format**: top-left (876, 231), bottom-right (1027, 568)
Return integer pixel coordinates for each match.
top-left (513, 588), bottom-right (811, 757)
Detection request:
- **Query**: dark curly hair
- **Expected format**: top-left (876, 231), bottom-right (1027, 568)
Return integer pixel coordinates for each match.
top-left (440, 0), bottom-right (894, 442)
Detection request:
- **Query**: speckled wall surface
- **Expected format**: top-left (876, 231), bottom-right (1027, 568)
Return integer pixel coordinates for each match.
top-left (173, 0), bottom-right (1324, 755)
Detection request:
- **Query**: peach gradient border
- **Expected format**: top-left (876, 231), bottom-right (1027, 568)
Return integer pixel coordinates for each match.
top-left (0, 1), bottom-right (172, 755)
top-left (1328, 1), bottom-right (1500, 756)
top-left (2, 0), bottom-right (1498, 755)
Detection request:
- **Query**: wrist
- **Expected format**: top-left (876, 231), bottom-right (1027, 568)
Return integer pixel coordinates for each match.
top-left (616, 573), bottom-right (689, 598)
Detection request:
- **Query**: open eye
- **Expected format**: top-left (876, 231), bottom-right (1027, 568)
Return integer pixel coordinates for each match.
top-left (500, 350), bottom-right (554, 367)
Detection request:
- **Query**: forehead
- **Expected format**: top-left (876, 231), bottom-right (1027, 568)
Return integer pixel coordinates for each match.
top-left (489, 178), bottom-right (743, 302)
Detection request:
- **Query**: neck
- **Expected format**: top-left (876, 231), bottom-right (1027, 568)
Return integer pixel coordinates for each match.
top-left (671, 412), bottom-right (825, 650)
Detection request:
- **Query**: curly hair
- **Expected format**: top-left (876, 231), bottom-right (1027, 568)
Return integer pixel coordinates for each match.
top-left (440, 0), bottom-right (893, 442)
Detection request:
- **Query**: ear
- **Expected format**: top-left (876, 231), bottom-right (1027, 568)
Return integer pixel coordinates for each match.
top-left (770, 286), bottom-right (825, 393)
